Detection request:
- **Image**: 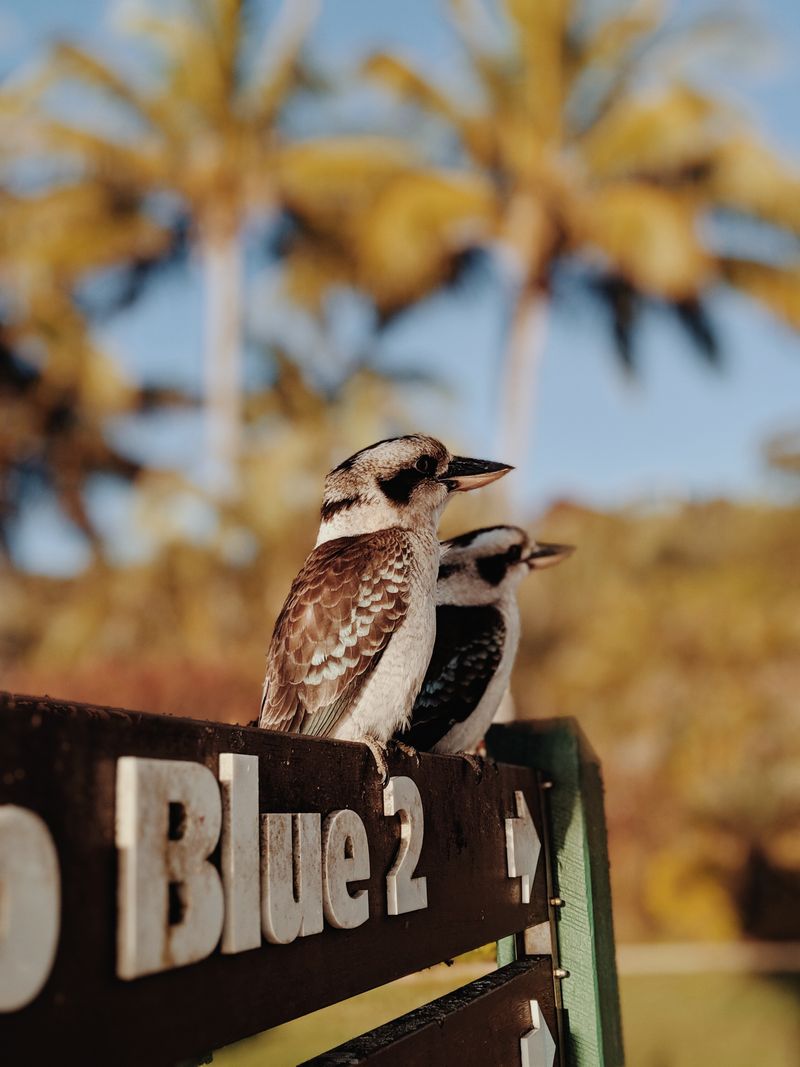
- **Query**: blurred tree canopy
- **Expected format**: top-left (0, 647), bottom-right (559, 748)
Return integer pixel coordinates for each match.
top-left (360, 0), bottom-right (800, 469)
top-left (2, 0), bottom-right (800, 540)
top-left (8, 0), bottom-right (441, 500)
top-left (0, 172), bottom-right (196, 554)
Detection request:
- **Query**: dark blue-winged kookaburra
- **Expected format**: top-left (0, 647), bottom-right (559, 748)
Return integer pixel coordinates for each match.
top-left (258, 437), bottom-right (512, 775)
top-left (398, 525), bottom-right (574, 755)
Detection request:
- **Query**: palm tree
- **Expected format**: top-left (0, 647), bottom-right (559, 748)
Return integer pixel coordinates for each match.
top-left (361, 0), bottom-right (800, 491)
top-left (0, 174), bottom-right (197, 556)
top-left (23, 0), bottom-right (328, 496)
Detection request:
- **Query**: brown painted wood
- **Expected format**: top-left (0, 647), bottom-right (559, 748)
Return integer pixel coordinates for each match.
top-left (0, 692), bottom-right (549, 1067)
top-left (304, 958), bottom-right (559, 1066)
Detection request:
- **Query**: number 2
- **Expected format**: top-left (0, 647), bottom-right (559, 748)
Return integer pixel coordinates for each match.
top-left (383, 776), bottom-right (428, 915)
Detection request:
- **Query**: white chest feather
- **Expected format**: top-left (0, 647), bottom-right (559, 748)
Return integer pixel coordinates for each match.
top-left (330, 530), bottom-right (440, 743)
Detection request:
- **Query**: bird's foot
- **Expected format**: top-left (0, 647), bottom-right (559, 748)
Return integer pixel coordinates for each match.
top-left (459, 751), bottom-right (486, 780)
top-left (363, 736), bottom-right (390, 786)
top-left (390, 739), bottom-right (421, 767)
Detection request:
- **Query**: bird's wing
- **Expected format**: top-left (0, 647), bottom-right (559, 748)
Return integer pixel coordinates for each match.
top-left (402, 604), bottom-right (505, 750)
top-left (259, 529), bottom-right (412, 735)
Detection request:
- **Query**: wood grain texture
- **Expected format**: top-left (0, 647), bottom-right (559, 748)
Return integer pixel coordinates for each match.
top-left (487, 719), bottom-right (625, 1067)
top-left (0, 692), bottom-right (549, 1067)
top-left (303, 957), bottom-right (558, 1066)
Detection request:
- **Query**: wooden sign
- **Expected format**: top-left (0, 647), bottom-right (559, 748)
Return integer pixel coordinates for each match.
top-left (0, 693), bottom-right (552, 1066)
top-left (306, 957), bottom-right (558, 1067)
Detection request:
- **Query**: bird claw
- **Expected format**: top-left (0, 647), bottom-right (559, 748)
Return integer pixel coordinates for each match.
top-left (390, 739), bottom-right (421, 766)
top-left (460, 752), bottom-right (486, 780)
top-left (363, 736), bottom-right (390, 786)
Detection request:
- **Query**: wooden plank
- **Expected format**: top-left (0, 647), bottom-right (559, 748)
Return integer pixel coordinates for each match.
top-left (304, 957), bottom-right (558, 1066)
top-left (0, 693), bottom-right (549, 1067)
top-left (487, 720), bottom-right (625, 1067)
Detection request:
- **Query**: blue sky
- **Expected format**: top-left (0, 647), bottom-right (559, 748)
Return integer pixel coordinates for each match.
top-left (4, 1), bottom-right (800, 571)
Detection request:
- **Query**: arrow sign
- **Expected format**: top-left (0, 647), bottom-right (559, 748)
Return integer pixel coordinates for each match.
top-left (504, 790), bottom-right (541, 904)
top-left (520, 998), bottom-right (557, 1067)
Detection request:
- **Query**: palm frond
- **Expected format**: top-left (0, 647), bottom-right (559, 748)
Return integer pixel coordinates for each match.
top-left (49, 42), bottom-right (172, 137)
top-left (20, 120), bottom-right (164, 185)
top-left (353, 169), bottom-right (495, 314)
top-left (593, 274), bottom-right (640, 375)
top-left (126, 12), bottom-right (232, 129)
top-left (248, 0), bottom-right (319, 127)
top-left (275, 138), bottom-right (412, 234)
top-left (579, 86), bottom-right (721, 181)
top-left (708, 138), bottom-right (800, 235)
top-left (574, 182), bottom-right (710, 298)
top-left (502, 0), bottom-right (571, 138)
top-left (672, 298), bottom-right (721, 366)
top-left (281, 239), bottom-right (354, 313)
top-left (363, 53), bottom-right (465, 126)
top-left (362, 51), bottom-right (497, 166)
top-left (579, 1), bottom-right (664, 70)
top-left (11, 183), bottom-right (172, 281)
top-left (721, 259), bottom-right (800, 329)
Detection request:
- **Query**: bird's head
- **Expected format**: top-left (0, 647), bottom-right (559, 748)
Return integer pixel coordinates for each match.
top-left (437, 525), bottom-right (575, 605)
top-left (317, 435), bottom-right (512, 543)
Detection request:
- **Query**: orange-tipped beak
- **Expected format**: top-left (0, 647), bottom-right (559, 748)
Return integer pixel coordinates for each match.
top-left (438, 457), bottom-right (514, 493)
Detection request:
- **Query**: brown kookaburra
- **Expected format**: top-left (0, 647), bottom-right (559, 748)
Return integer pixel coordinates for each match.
top-left (258, 436), bottom-right (511, 775)
top-left (398, 525), bottom-right (574, 756)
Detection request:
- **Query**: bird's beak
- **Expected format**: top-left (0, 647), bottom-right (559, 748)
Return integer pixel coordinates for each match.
top-left (438, 457), bottom-right (513, 493)
top-left (524, 542), bottom-right (575, 569)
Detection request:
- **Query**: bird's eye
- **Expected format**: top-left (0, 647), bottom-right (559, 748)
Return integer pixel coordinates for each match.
top-left (507, 544), bottom-right (522, 562)
top-left (414, 455), bottom-right (437, 475)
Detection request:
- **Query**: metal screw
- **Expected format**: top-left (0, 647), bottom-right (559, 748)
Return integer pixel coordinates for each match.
top-left (540, 780), bottom-right (554, 790)
top-left (554, 968), bottom-right (570, 979)
top-left (549, 896), bottom-right (565, 908)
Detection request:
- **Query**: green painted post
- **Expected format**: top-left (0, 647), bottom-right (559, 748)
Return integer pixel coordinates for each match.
top-left (488, 718), bottom-right (625, 1067)
top-left (495, 931), bottom-right (521, 967)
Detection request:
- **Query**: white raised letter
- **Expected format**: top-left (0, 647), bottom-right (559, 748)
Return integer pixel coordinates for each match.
top-left (116, 757), bottom-right (224, 979)
top-left (219, 753), bottom-right (261, 953)
top-left (383, 776), bottom-right (427, 915)
top-left (322, 809), bottom-right (370, 930)
top-left (0, 806), bottom-right (60, 1011)
top-left (260, 813), bottom-right (323, 944)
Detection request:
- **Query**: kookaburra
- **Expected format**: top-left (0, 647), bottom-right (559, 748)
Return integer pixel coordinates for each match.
top-left (397, 525), bottom-right (574, 756)
top-left (258, 436), bottom-right (511, 775)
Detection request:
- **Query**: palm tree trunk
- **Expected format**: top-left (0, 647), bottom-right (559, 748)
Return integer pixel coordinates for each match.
top-left (199, 229), bottom-right (243, 498)
top-left (494, 279), bottom-right (550, 513)
top-left (492, 190), bottom-right (554, 514)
